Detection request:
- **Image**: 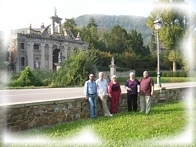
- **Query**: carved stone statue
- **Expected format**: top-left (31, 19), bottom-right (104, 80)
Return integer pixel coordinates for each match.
top-left (58, 51), bottom-right (62, 63)
top-left (41, 23), bottom-right (45, 29)
top-left (54, 7), bottom-right (57, 16)
top-left (111, 57), bottom-right (115, 66)
top-left (34, 59), bottom-right (39, 69)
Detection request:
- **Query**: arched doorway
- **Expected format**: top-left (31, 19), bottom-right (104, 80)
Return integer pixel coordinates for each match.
top-left (53, 49), bottom-right (61, 70)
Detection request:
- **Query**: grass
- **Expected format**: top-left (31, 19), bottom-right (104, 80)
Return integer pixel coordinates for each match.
top-left (6, 100), bottom-right (196, 147)
top-left (1, 77), bottom-right (195, 90)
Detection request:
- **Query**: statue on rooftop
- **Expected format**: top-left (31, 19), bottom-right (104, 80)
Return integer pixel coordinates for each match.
top-left (54, 7), bottom-right (57, 16)
top-left (41, 23), bottom-right (45, 29)
top-left (29, 24), bottom-right (32, 29)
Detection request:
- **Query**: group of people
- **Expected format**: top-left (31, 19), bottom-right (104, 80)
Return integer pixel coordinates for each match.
top-left (84, 71), bottom-right (154, 118)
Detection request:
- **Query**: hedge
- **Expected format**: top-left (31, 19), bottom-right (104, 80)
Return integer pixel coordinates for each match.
top-left (135, 70), bottom-right (188, 77)
top-left (97, 66), bottom-right (130, 72)
top-left (162, 71), bottom-right (188, 77)
top-left (98, 67), bottom-right (189, 77)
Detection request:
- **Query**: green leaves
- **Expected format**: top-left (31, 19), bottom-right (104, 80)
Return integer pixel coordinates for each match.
top-left (146, 0), bottom-right (188, 71)
top-left (52, 50), bottom-right (97, 87)
top-left (11, 66), bottom-right (42, 87)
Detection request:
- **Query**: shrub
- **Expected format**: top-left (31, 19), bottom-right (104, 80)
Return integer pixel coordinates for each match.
top-left (180, 71), bottom-right (188, 77)
top-left (97, 66), bottom-right (109, 71)
top-left (167, 71), bottom-right (173, 77)
top-left (148, 71), bottom-right (157, 77)
top-left (162, 71), bottom-right (188, 77)
top-left (10, 73), bottom-right (21, 80)
top-left (52, 50), bottom-right (97, 87)
top-left (162, 72), bottom-right (168, 77)
top-left (173, 71), bottom-right (180, 77)
top-left (10, 66), bottom-right (42, 87)
top-left (135, 69), bottom-right (155, 77)
top-left (32, 69), bottom-right (55, 86)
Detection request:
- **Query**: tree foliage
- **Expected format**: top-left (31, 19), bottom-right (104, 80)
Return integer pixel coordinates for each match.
top-left (11, 66), bottom-right (42, 86)
top-left (52, 50), bottom-right (97, 87)
top-left (105, 25), bottom-right (128, 54)
top-left (80, 17), bottom-right (101, 49)
top-left (75, 14), bottom-right (151, 45)
top-left (127, 30), bottom-right (150, 55)
top-left (146, 0), bottom-right (188, 71)
top-left (62, 18), bottom-right (79, 36)
top-left (87, 17), bottom-right (98, 30)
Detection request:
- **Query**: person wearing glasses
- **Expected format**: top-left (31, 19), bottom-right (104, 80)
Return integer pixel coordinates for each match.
top-left (84, 74), bottom-right (97, 118)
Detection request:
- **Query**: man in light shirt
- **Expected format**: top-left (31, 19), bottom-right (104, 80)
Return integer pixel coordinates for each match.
top-left (96, 72), bottom-right (113, 116)
top-left (84, 74), bottom-right (97, 118)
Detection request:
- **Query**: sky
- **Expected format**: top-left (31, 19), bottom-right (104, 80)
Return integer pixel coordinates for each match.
top-left (0, 0), bottom-right (195, 31)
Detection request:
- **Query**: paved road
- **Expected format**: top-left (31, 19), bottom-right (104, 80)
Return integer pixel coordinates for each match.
top-left (1, 82), bottom-right (196, 106)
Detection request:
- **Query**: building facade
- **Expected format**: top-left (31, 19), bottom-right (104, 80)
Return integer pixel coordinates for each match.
top-left (9, 13), bottom-right (88, 72)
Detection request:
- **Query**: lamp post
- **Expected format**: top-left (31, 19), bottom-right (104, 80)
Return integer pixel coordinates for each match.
top-left (154, 18), bottom-right (162, 87)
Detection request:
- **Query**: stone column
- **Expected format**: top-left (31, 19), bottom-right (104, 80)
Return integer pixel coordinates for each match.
top-left (109, 65), bottom-right (116, 80)
top-left (27, 42), bottom-right (34, 70)
top-left (49, 44), bottom-right (53, 70)
top-left (58, 23), bottom-right (61, 34)
top-left (15, 42), bottom-right (20, 72)
top-left (51, 19), bottom-right (55, 35)
top-left (109, 57), bottom-right (116, 80)
top-left (40, 43), bottom-right (45, 69)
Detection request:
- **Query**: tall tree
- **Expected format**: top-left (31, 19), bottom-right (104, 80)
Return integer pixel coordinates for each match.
top-left (87, 17), bottom-right (98, 30)
top-left (106, 25), bottom-right (128, 54)
top-left (80, 26), bottom-right (100, 49)
top-left (127, 30), bottom-right (149, 55)
top-left (146, 0), bottom-right (188, 71)
top-left (62, 18), bottom-right (78, 36)
top-left (80, 18), bottom-right (106, 50)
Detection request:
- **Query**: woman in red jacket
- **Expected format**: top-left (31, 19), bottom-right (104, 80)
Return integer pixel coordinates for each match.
top-left (108, 75), bottom-right (121, 114)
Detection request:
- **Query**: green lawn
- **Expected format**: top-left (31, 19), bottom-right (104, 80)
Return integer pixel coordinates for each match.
top-left (7, 100), bottom-right (196, 147)
top-left (2, 77), bottom-right (195, 90)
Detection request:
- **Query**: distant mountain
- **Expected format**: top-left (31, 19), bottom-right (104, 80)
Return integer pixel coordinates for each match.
top-left (75, 14), bottom-right (152, 45)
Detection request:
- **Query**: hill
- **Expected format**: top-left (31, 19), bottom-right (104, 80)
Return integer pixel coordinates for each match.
top-left (75, 14), bottom-right (152, 45)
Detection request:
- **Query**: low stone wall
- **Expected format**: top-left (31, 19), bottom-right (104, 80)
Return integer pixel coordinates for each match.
top-left (0, 87), bottom-right (196, 132)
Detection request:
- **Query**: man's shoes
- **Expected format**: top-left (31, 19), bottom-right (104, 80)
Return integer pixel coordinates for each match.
top-left (108, 114), bottom-right (113, 116)
top-left (91, 116), bottom-right (97, 119)
top-left (104, 114), bottom-right (113, 116)
top-left (145, 112), bottom-right (150, 115)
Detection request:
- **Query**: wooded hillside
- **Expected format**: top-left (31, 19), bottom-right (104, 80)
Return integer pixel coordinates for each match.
top-left (75, 14), bottom-right (152, 45)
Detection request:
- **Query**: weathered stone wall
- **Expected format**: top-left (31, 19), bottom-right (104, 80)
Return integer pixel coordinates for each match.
top-left (0, 87), bottom-right (195, 132)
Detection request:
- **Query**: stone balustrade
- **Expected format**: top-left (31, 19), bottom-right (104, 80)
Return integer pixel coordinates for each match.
top-left (0, 86), bottom-right (195, 132)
